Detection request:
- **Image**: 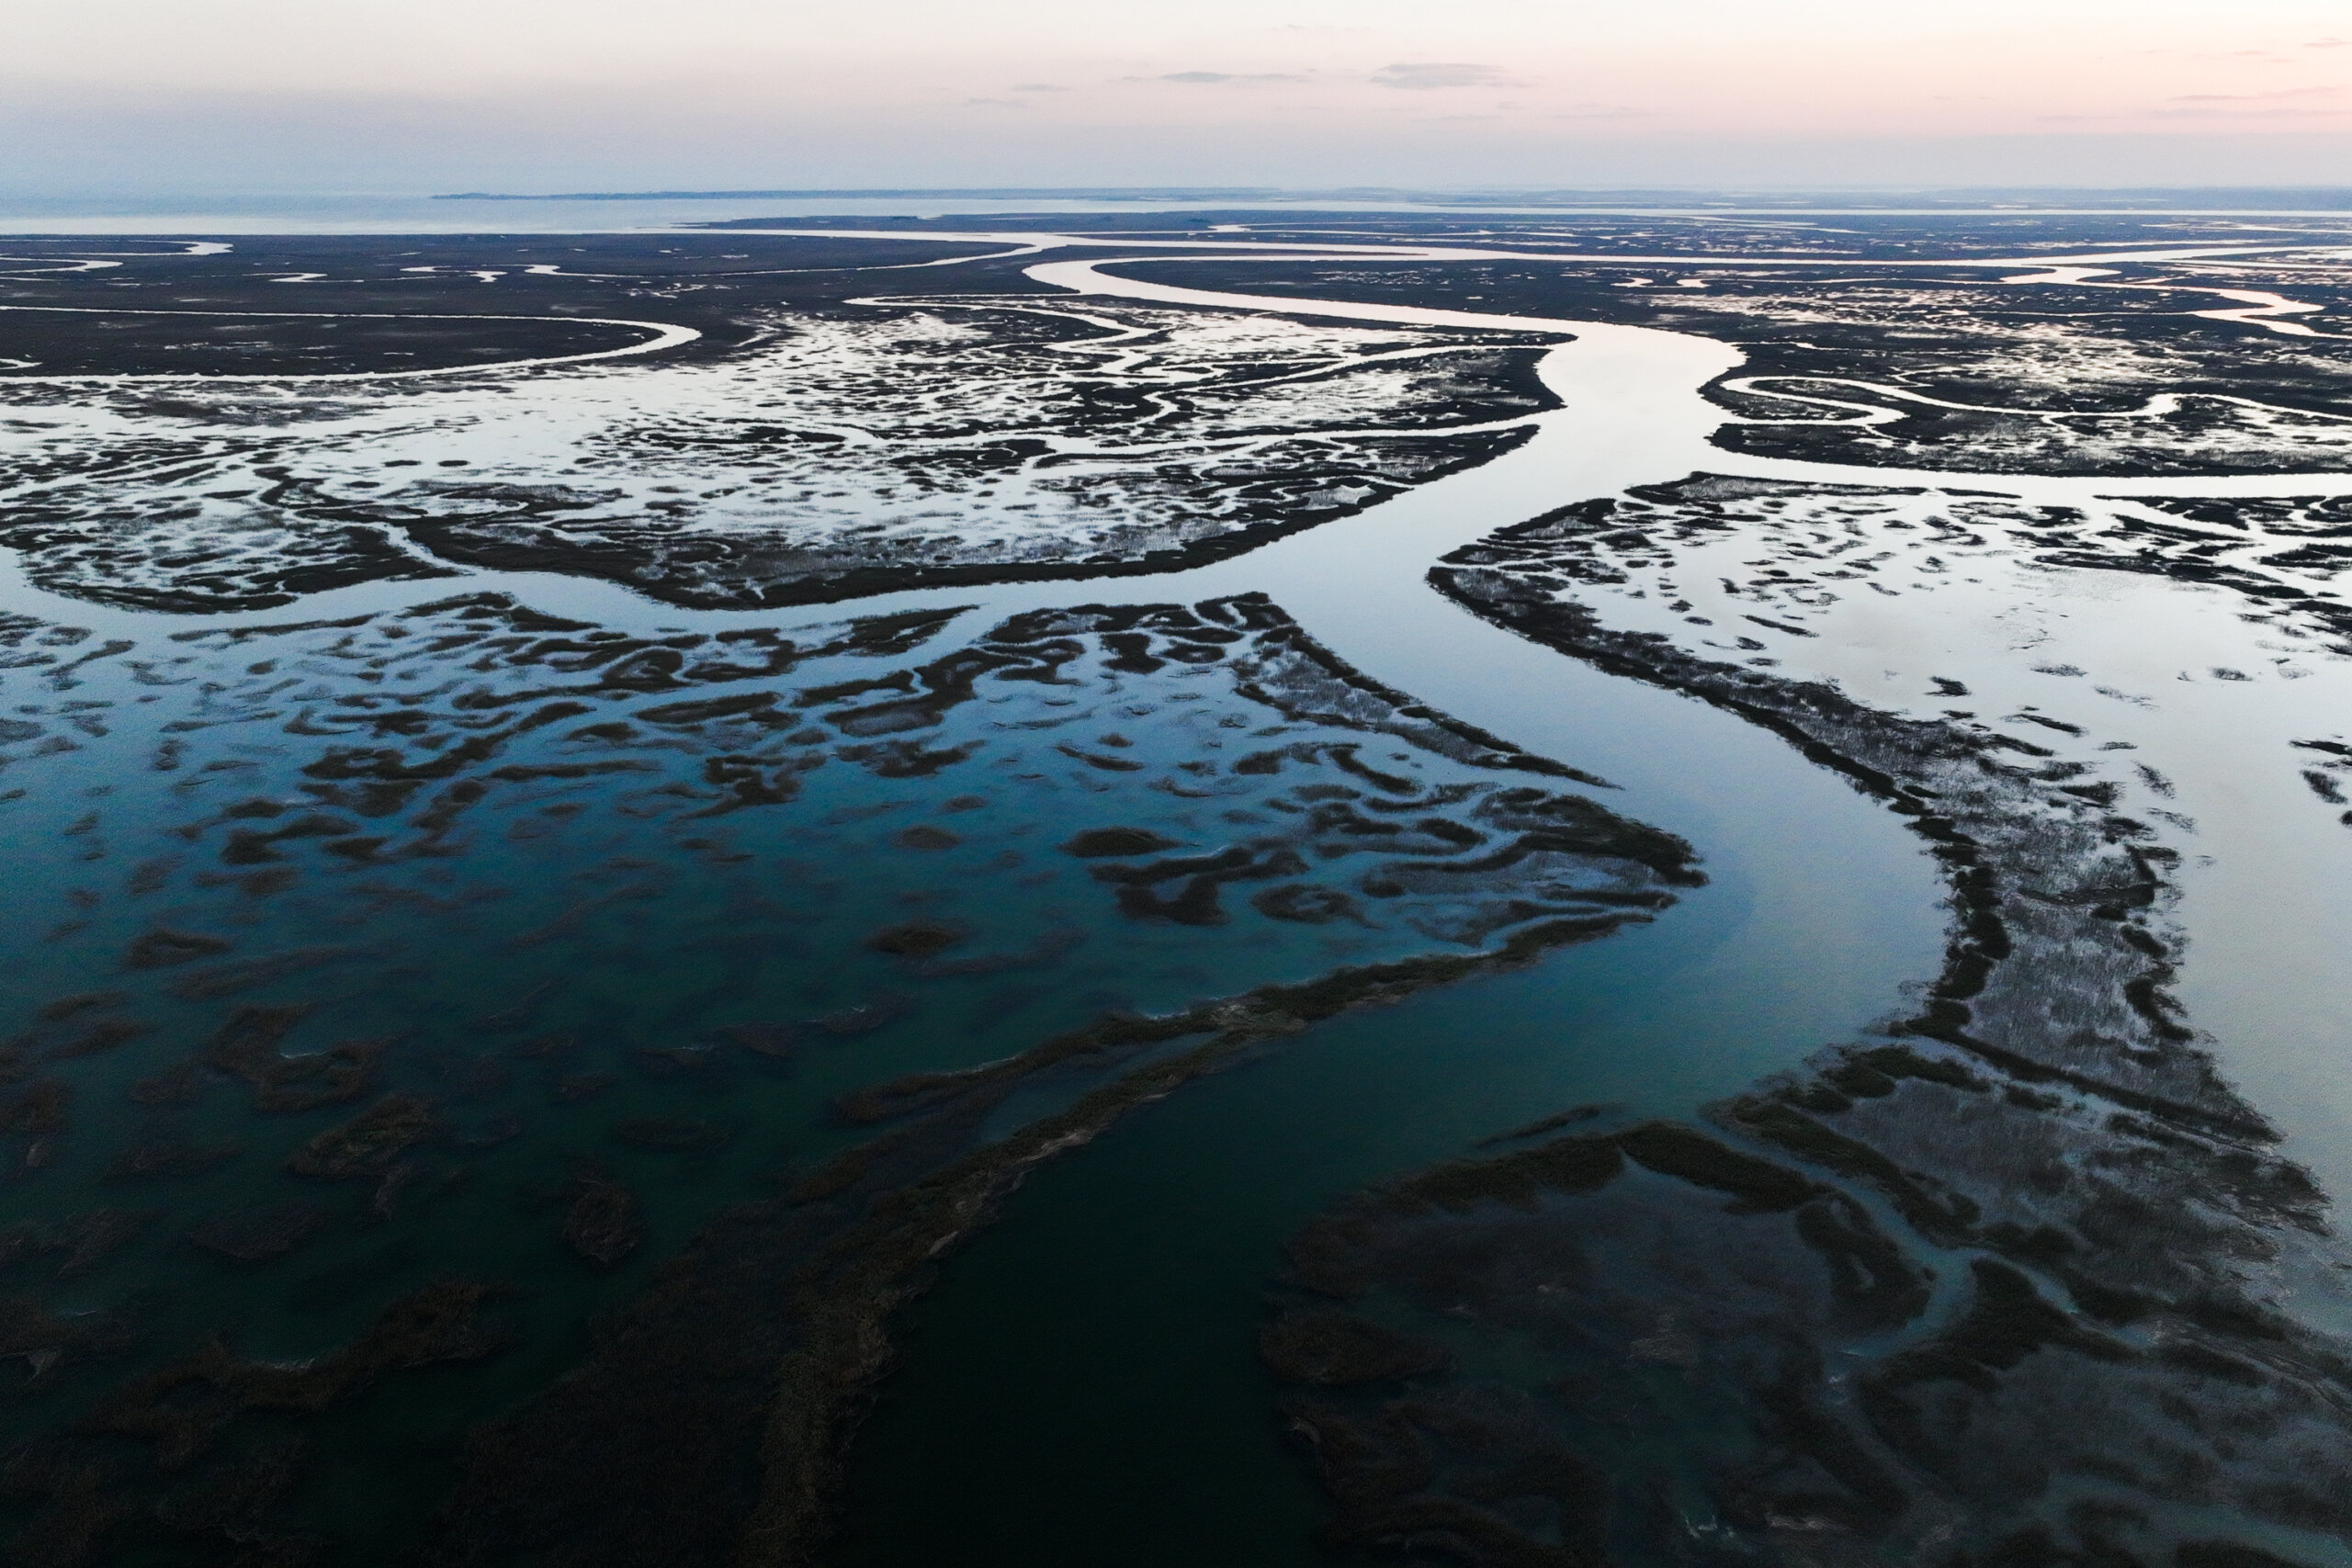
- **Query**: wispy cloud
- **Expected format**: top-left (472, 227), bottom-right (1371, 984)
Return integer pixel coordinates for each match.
top-left (2045, 91), bottom-right (2352, 124)
top-left (1370, 62), bottom-right (1512, 90)
top-left (1011, 82), bottom-right (1066, 92)
top-left (2168, 85), bottom-right (2340, 101)
top-left (1150, 70), bottom-right (1307, 85)
top-left (2148, 105), bottom-right (2352, 118)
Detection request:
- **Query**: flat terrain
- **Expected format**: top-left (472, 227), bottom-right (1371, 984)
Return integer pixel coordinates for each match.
top-left (1, 233), bottom-right (1554, 610)
top-left (3, 211), bottom-right (2351, 1568)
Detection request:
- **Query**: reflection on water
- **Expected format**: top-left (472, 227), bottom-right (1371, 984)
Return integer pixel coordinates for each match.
top-left (6, 215), bottom-right (2352, 1566)
top-left (0, 584), bottom-right (1803, 1562)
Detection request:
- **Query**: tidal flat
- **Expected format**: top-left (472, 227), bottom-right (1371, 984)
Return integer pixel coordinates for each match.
top-left (2, 212), bottom-right (2351, 1566)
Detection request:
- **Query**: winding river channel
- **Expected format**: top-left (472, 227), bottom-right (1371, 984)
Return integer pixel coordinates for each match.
top-left (1012, 249), bottom-right (2352, 1201)
top-left (15, 234), bottom-right (2350, 1189)
top-left (6, 224), bottom-right (2352, 1563)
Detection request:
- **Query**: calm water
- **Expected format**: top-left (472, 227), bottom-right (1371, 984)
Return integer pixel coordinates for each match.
top-left (38, 214), bottom-right (2352, 1562)
top-left (0, 536), bottom-right (1944, 1561)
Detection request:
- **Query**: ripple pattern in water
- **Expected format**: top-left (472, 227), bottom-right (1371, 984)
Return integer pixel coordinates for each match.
top-left (0, 586), bottom-right (1695, 1563)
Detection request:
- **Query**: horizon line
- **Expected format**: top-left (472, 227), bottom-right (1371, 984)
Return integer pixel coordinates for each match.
top-left (436, 183), bottom-right (2352, 204)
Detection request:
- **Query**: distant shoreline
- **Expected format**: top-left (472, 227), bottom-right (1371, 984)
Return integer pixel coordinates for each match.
top-left (434, 184), bottom-right (2352, 210)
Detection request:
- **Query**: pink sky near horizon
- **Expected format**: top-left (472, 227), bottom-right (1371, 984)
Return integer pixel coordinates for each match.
top-left (7, 0), bottom-right (2351, 193)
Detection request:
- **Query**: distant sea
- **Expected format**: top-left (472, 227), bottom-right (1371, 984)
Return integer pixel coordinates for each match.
top-left (9, 187), bottom-right (2352, 234)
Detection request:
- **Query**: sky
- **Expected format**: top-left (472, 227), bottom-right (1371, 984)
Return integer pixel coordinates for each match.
top-left (6, 0), bottom-right (2352, 196)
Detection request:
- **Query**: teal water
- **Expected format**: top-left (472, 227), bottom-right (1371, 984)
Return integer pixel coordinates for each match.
top-left (13, 211), bottom-right (2352, 1564)
top-left (819, 572), bottom-right (1948, 1565)
top-left (0, 572), bottom-right (1952, 1560)
top-left (0, 243), bottom-right (1957, 1562)
top-left (835, 928), bottom-right (1869, 1562)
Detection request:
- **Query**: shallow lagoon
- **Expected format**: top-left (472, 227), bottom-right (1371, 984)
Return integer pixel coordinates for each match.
top-left (0, 573), bottom-right (1939, 1562)
top-left (839, 886), bottom-right (1939, 1568)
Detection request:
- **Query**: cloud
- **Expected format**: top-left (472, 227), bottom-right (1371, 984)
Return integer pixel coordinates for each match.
top-left (2148, 106), bottom-right (2352, 119)
top-left (2305, 37), bottom-right (2348, 48)
top-left (2050, 93), bottom-right (2352, 123)
top-left (962, 96), bottom-right (1025, 107)
top-left (1011, 82), bottom-right (1066, 92)
top-left (1151, 70), bottom-right (1306, 85)
top-left (2169, 85), bottom-right (2340, 101)
top-left (1371, 62), bottom-right (1511, 89)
